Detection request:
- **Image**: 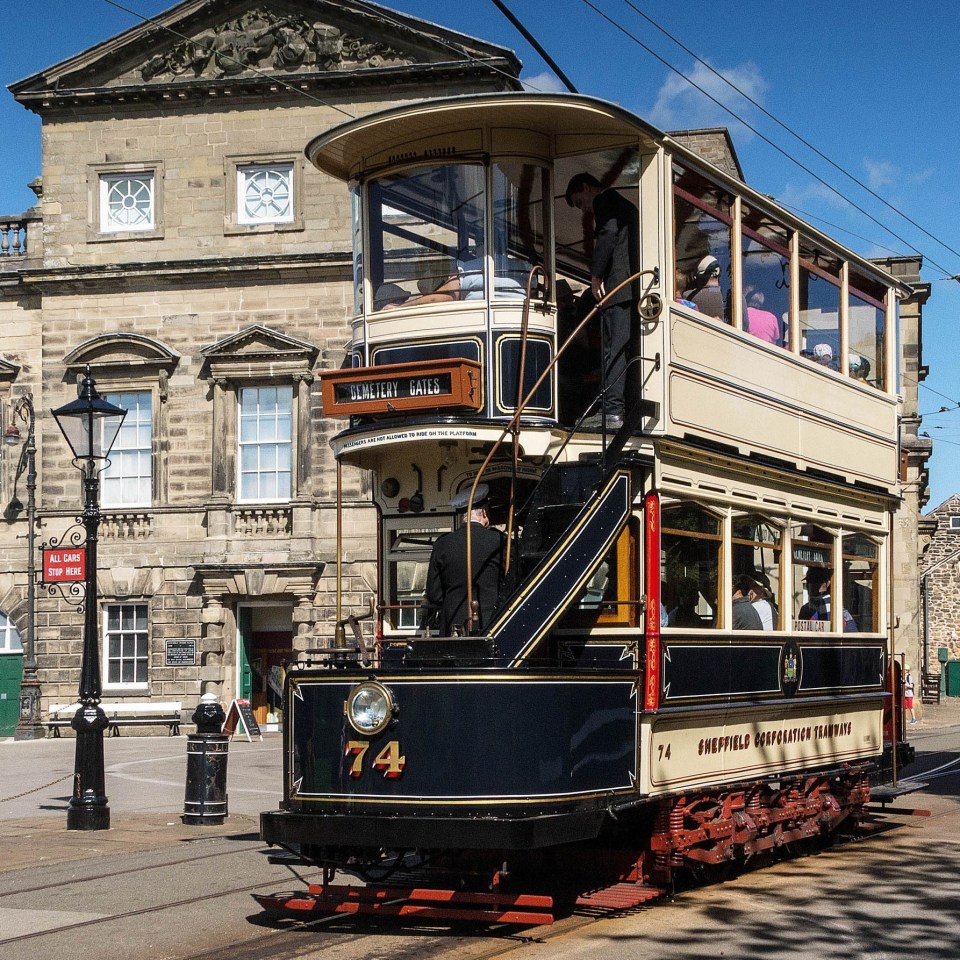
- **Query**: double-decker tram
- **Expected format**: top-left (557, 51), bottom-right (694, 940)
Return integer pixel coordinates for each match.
top-left (257, 93), bottom-right (913, 925)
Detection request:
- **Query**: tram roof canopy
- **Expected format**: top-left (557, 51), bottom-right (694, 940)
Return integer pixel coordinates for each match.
top-left (306, 93), bottom-right (662, 182)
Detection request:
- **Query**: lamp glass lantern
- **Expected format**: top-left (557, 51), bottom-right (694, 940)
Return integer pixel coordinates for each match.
top-left (52, 379), bottom-right (127, 462)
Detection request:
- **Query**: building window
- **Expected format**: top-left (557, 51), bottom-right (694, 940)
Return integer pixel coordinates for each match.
top-left (101, 391), bottom-right (152, 508)
top-left (237, 164), bottom-right (294, 225)
top-left (103, 603), bottom-right (148, 688)
top-left (100, 173), bottom-right (155, 233)
top-left (238, 386), bottom-right (293, 502)
top-left (949, 516), bottom-right (960, 531)
top-left (0, 611), bottom-right (22, 653)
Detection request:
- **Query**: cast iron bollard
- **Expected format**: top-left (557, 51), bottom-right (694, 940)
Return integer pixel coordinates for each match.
top-left (182, 693), bottom-right (228, 825)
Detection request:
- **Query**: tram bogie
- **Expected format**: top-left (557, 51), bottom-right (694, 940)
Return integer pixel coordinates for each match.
top-left (257, 92), bottom-right (913, 925)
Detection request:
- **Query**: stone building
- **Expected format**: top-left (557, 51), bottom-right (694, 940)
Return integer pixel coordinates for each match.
top-left (872, 257), bottom-right (932, 675)
top-left (0, 0), bottom-right (521, 735)
top-left (919, 496), bottom-right (960, 683)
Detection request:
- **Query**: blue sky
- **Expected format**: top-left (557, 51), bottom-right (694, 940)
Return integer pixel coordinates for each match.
top-left (3, 1), bottom-right (958, 509)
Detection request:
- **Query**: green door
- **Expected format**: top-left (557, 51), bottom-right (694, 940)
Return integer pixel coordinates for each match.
top-left (0, 653), bottom-right (24, 737)
top-left (238, 607), bottom-right (254, 701)
top-left (946, 660), bottom-right (960, 698)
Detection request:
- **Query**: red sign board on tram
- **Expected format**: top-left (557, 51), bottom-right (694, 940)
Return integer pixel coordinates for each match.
top-left (43, 548), bottom-right (86, 583)
top-left (320, 359), bottom-right (483, 417)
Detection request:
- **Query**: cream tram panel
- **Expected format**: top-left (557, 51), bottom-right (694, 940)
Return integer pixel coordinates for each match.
top-left (363, 307), bottom-right (490, 343)
top-left (640, 702), bottom-right (883, 795)
top-left (666, 312), bottom-right (898, 488)
top-left (360, 130), bottom-right (484, 177)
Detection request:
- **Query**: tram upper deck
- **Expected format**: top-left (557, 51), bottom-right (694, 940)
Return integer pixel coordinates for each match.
top-left (309, 93), bottom-right (909, 492)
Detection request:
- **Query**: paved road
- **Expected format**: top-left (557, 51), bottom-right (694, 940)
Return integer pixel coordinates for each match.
top-left (0, 704), bottom-right (957, 960)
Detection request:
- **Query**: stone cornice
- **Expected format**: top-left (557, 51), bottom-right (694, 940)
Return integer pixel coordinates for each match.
top-left (9, 251), bottom-right (352, 293)
top-left (13, 60), bottom-right (521, 116)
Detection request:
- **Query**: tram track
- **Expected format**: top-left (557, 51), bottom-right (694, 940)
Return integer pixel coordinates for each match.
top-left (0, 840), bottom-right (255, 900)
top-left (0, 862), bottom-right (325, 948)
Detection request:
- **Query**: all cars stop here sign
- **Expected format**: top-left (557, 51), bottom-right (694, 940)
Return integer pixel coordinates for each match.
top-left (43, 548), bottom-right (86, 583)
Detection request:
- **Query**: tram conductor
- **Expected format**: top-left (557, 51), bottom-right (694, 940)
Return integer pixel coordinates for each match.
top-left (423, 483), bottom-right (505, 635)
top-left (565, 172), bottom-right (639, 429)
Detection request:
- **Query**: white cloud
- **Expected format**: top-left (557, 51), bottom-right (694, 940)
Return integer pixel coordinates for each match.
top-left (648, 59), bottom-right (768, 134)
top-left (520, 71), bottom-right (568, 94)
top-left (863, 158), bottom-right (896, 191)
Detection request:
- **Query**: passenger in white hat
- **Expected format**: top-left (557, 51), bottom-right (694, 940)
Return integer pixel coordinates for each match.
top-left (682, 255), bottom-right (725, 320)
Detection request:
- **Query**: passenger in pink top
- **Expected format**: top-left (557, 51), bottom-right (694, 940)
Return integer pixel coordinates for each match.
top-left (743, 287), bottom-right (782, 345)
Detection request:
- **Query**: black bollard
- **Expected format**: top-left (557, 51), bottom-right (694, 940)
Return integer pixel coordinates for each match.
top-left (182, 693), bottom-right (228, 826)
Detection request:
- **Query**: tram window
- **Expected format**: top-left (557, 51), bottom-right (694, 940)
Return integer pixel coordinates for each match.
top-left (842, 534), bottom-right (879, 632)
top-left (564, 520), bottom-right (637, 626)
top-left (791, 524), bottom-right (836, 629)
top-left (493, 162), bottom-right (546, 300)
top-left (661, 501), bottom-right (721, 629)
top-left (731, 514), bottom-right (782, 629)
top-left (383, 524), bottom-right (450, 632)
top-left (740, 203), bottom-right (790, 348)
top-left (798, 245), bottom-right (841, 370)
top-left (366, 164), bottom-right (485, 312)
top-left (372, 339), bottom-right (480, 367)
top-left (497, 337), bottom-right (552, 413)
top-left (673, 164), bottom-right (733, 322)
top-left (352, 187), bottom-right (364, 317)
top-left (848, 271), bottom-right (887, 390)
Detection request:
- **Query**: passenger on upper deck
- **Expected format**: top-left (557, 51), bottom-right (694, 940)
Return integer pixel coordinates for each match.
top-left (743, 285), bottom-right (782, 345)
top-left (682, 255), bottom-right (725, 320)
top-left (378, 246), bottom-right (530, 311)
top-left (422, 483), bottom-right (505, 636)
top-left (565, 173), bottom-right (639, 430)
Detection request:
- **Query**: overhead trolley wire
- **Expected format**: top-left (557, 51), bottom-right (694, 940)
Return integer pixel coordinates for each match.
top-left (618, 0), bottom-right (960, 270)
top-left (579, 0), bottom-right (958, 280)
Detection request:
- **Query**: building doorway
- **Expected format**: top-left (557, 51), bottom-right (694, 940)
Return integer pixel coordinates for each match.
top-left (237, 603), bottom-right (293, 730)
top-left (0, 612), bottom-right (24, 737)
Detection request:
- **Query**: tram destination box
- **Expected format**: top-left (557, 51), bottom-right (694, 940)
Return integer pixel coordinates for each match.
top-left (320, 359), bottom-right (482, 417)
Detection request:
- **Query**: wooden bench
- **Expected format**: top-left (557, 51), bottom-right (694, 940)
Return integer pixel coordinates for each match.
top-left (48, 701), bottom-right (182, 737)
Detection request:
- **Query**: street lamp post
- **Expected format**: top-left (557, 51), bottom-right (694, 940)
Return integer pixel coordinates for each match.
top-left (4, 394), bottom-right (43, 740)
top-left (52, 367), bottom-right (126, 831)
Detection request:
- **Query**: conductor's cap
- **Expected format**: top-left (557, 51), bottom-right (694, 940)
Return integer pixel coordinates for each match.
top-left (450, 483), bottom-right (489, 511)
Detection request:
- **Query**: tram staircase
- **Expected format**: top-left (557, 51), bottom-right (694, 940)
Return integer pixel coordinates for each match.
top-left (479, 401), bottom-right (647, 666)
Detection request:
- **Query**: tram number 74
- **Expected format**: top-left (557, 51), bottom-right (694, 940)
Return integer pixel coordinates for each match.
top-left (346, 740), bottom-right (406, 779)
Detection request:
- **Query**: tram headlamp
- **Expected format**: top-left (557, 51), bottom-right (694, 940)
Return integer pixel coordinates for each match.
top-left (345, 681), bottom-right (395, 736)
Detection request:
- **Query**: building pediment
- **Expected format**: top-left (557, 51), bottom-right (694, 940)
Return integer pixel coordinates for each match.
top-left (10, 0), bottom-right (521, 112)
top-left (0, 357), bottom-right (20, 382)
top-left (64, 333), bottom-right (181, 376)
top-left (200, 323), bottom-right (319, 380)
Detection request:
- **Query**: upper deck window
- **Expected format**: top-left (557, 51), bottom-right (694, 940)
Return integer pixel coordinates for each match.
top-left (673, 164), bottom-right (733, 322)
top-left (492, 162), bottom-right (544, 300)
top-left (848, 270), bottom-right (887, 390)
top-left (741, 203), bottom-right (791, 349)
top-left (798, 244), bottom-right (842, 370)
top-left (365, 164), bottom-right (486, 312)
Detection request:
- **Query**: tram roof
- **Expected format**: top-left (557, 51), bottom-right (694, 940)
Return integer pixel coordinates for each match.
top-left (306, 92), bottom-right (661, 182)
top-left (307, 92), bottom-right (912, 296)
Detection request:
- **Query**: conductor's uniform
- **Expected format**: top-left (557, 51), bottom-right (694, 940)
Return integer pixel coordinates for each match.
top-left (424, 486), bottom-right (504, 635)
